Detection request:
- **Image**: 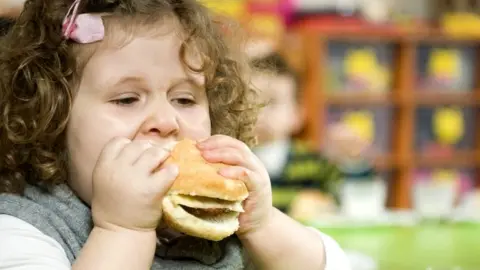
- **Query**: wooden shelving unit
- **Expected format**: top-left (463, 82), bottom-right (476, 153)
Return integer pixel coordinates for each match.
top-left (288, 27), bottom-right (480, 209)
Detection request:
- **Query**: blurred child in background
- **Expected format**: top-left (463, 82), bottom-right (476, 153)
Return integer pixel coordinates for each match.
top-left (250, 49), bottom-right (375, 219)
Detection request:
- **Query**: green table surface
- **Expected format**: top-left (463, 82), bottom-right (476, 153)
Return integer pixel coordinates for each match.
top-left (311, 223), bottom-right (480, 270)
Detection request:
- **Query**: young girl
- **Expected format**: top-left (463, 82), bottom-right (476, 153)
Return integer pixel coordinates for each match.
top-left (0, 0), bottom-right (350, 269)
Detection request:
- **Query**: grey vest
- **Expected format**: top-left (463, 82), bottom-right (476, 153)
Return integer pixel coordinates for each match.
top-left (0, 184), bottom-right (248, 269)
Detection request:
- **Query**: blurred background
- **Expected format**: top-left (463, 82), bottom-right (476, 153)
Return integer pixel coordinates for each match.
top-left (1, 0), bottom-right (480, 269)
top-left (201, 0), bottom-right (480, 269)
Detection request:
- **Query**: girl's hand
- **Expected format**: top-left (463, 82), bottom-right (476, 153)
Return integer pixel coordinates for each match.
top-left (91, 138), bottom-right (179, 233)
top-left (197, 135), bottom-right (274, 236)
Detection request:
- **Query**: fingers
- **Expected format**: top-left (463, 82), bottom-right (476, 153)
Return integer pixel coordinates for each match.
top-left (150, 165), bottom-right (179, 197)
top-left (201, 147), bottom-right (245, 165)
top-left (198, 135), bottom-right (259, 171)
top-left (218, 166), bottom-right (255, 192)
top-left (197, 135), bottom-right (249, 152)
top-left (97, 137), bottom-right (131, 165)
top-left (117, 140), bottom-right (155, 165)
top-left (134, 146), bottom-right (170, 173)
top-left (202, 147), bottom-right (262, 173)
top-left (99, 138), bottom-right (174, 174)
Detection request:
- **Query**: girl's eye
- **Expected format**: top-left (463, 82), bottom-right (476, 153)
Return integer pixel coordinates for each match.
top-left (111, 97), bottom-right (139, 106)
top-left (173, 98), bottom-right (196, 107)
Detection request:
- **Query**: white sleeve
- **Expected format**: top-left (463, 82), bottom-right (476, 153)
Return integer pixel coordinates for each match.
top-left (0, 214), bottom-right (71, 270)
top-left (308, 227), bottom-right (352, 270)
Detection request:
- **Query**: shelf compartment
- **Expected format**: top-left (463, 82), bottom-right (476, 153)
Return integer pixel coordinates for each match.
top-left (325, 105), bottom-right (393, 156)
top-left (415, 45), bottom-right (476, 92)
top-left (414, 106), bottom-right (477, 156)
top-left (324, 41), bottom-right (395, 95)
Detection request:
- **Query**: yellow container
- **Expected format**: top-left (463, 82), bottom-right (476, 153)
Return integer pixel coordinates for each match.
top-left (441, 12), bottom-right (480, 38)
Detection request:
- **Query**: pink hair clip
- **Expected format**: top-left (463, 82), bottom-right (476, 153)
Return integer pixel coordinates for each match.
top-left (62, 0), bottom-right (105, 44)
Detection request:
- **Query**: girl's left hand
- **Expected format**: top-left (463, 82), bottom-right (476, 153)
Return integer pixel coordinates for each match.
top-left (197, 135), bottom-right (273, 236)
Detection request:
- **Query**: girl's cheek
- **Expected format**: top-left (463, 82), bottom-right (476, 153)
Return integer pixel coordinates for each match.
top-left (179, 107), bottom-right (211, 138)
top-left (98, 109), bottom-right (148, 136)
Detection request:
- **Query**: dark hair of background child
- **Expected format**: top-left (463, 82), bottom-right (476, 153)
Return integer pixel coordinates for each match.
top-left (250, 52), bottom-right (302, 101)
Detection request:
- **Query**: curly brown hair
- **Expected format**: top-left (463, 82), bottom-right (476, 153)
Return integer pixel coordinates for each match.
top-left (0, 0), bottom-right (259, 195)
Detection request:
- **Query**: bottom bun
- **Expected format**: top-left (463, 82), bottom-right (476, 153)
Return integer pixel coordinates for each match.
top-left (162, 196), bottom-right (240, 241)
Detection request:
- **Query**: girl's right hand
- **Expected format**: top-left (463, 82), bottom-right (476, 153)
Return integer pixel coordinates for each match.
top-left (91, 137), bottom-right (179, 233)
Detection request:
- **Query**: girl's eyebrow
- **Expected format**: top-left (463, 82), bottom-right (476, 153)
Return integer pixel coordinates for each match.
top-left (98, 75), bottom-right (148, 91)
top-left (168, 77), bottom-right (205, 92)
top-left (98, 74), bottom-right (205, 93)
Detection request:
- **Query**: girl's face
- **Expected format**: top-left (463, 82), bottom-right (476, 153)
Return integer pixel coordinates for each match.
top-left (66, 27), bottom-right (211, 204)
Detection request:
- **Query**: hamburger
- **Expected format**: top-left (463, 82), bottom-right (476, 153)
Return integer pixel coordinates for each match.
top-left (161, 139), bottom-right (249, 241)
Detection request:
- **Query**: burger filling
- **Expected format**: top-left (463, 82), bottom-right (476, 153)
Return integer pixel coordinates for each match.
top-left (181, 206), bottom-right (234, 219)
top-left (169, 194), bottom-right (244, 221)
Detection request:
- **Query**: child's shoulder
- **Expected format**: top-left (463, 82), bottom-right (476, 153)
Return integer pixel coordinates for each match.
top-left (0, 214), bottom-right (71, 268)
top-left (0, 214), bottom-right (49, 240)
